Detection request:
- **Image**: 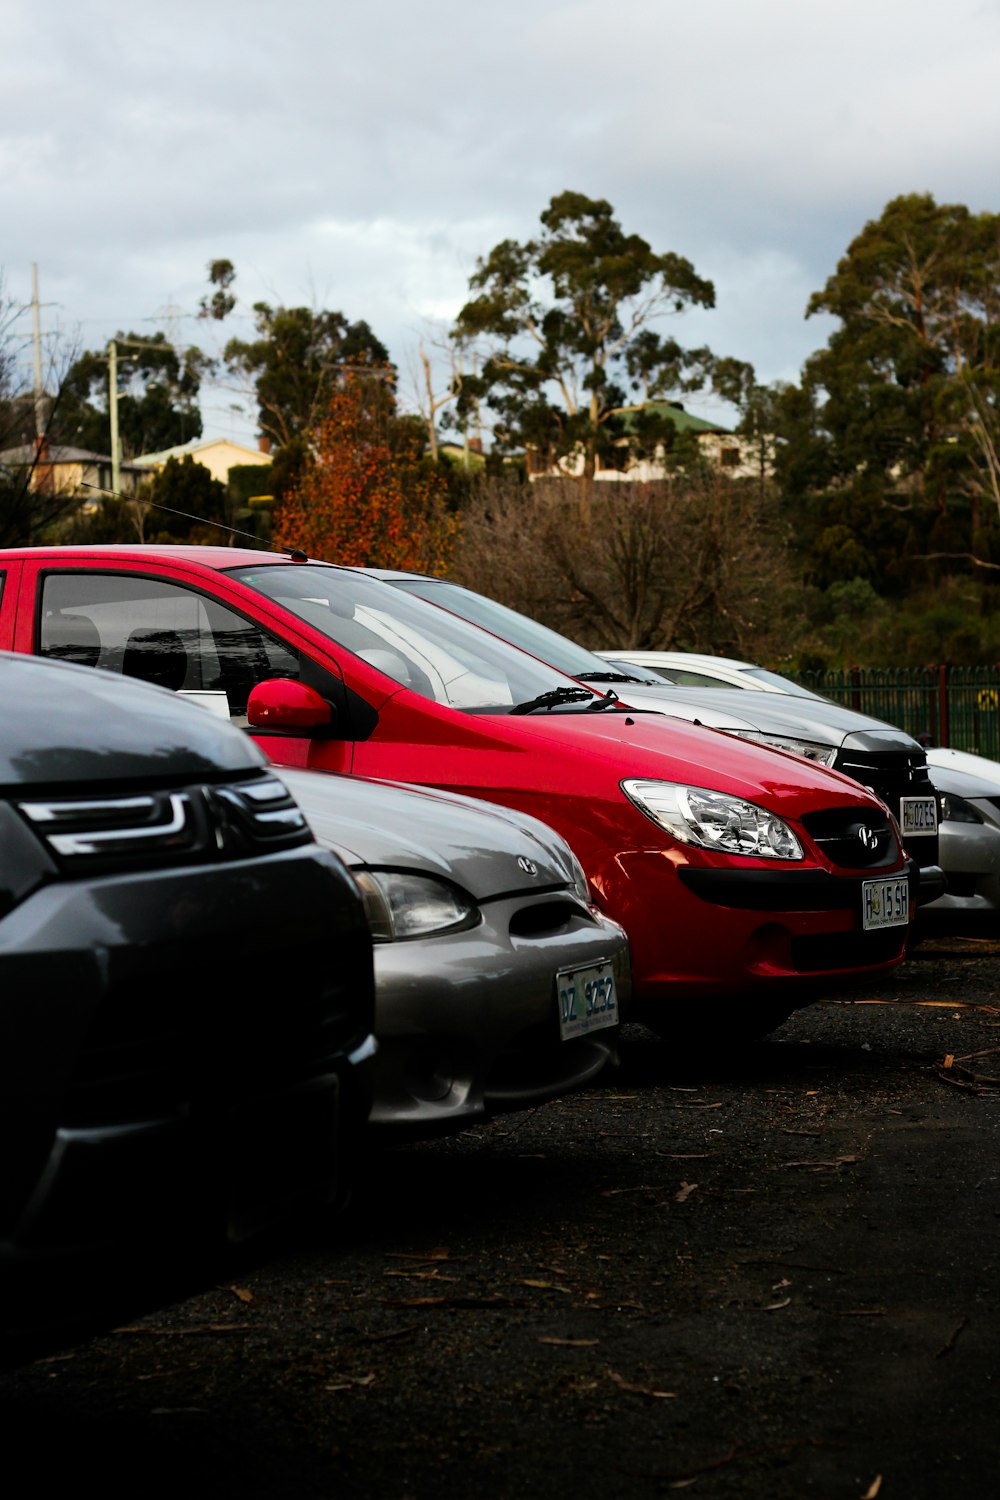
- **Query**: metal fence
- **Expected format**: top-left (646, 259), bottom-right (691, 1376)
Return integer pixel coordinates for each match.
top-left (795, 666), bottom-right (1000, 757)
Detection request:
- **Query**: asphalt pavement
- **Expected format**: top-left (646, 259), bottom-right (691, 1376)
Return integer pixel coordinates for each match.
top-left (3, 938), bottom-right (999, 1499)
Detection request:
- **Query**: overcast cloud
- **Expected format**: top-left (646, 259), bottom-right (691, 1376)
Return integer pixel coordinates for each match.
top-left (4, 0), bottom-right (1000, 444)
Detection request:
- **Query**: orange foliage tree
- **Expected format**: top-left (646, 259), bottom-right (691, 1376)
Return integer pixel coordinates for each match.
top-left (274, 374), bottom-right (458, 572)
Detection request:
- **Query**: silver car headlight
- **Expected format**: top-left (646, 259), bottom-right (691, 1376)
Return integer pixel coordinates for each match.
top-left (354, 870), bottom-right (478, 941)
top-left (727, 730), bottom-right (839, 768)
top-left (622, 779), bottom-right (804, 860)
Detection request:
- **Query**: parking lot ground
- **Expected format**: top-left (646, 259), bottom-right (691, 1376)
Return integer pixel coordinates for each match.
top-left (3, 938), bottom-right (1000, 1499)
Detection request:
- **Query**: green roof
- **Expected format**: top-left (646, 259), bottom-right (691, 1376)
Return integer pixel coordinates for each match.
top-left (617, 401), bottom-right (730, 436)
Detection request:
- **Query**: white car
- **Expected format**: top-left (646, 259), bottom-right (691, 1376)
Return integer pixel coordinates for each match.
top-left (925, 746), bottom-right (1000, 785)
top-left (598, 649), bottom-right (825, 698)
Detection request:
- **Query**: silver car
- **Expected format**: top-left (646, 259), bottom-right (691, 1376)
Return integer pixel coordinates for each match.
top-left (919, 753), bottom-right (1000, 935)
top-left (277, 769), bottom-right (628, 1135)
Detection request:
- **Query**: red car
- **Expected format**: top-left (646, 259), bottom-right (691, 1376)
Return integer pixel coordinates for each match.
top-left (0, 545), bottom-right (916, 1040)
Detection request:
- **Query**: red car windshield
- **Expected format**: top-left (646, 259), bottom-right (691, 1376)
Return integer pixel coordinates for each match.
top-left (228, 563), bottom-right (602, 714)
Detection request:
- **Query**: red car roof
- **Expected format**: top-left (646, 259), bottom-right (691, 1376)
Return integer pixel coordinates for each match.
top-left (0, 544), bottom-right (313, 569)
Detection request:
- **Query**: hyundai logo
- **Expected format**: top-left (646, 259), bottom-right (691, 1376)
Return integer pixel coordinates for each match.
top-left (857, 825), bottom-right (880, 852)
top-left (517, 856), bottom-right (538, 875)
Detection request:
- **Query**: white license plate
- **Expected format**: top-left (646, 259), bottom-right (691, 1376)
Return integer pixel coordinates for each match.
top-left (900, 796), bottom-right (937, 836)
top-left (557, 960), bottom-right (619, 1041)
top-left (862, 877), bottom-right (910, 931)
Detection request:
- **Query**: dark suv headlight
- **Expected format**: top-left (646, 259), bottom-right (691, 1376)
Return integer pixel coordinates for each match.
top-left (13, 773), bottom-right (311, 871)
top-left (727, 730), bottom-right (839, 767)
top-left (0, 803), bottom-right (58, 919)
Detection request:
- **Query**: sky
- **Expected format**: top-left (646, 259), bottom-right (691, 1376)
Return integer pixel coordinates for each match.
top-left (4, 0), bottom-right (1000, 449)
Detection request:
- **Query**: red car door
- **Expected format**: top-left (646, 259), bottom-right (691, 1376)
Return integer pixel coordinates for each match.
top-left (17, 552), bottom-right (358, 773)
top-left (0, 558), bottom-right (21, 651)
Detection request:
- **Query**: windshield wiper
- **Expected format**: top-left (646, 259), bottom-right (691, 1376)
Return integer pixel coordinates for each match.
top-left (577, 670), bottom-right (649, 685)
top-left (510, 686), bottom-right (600, 715)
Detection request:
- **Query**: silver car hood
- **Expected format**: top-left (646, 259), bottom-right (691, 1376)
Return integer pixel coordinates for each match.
top-left (617, 683), bottom-right (923, 753)
top-left (276, 768), bottom-right (580, 897)
top-left (602, 682), bottom-right (760, 731)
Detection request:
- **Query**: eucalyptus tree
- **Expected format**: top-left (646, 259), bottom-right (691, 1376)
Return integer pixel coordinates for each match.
top-left (454, 192), bottom-right (717, 481)
top-left (200, 259), bottom-right (392, 451)
top-left (804, 193), bottom-right (1000, 549)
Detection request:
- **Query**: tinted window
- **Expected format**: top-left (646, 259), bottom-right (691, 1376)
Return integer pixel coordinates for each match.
top-left (390, 577), bottom-right (663, 685)
top-left (39, 572), bottom-right (301, 722)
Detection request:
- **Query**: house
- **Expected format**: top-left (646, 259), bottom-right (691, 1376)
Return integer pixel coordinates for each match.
top-left (132, 436), bottom-right (273, 487)
top-left (0, 443), bottom-right (144, 500)
top-left (526, 401), bottom-right (770, 483)
top-left (438, 436), bottom-right (487, 469)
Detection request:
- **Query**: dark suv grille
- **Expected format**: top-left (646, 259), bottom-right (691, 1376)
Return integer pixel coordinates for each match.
top-left (16, 773), bottom-right (311, 871)
top-left (60, 938), bottom-right (363, 1128)
top-left (799, 807), bottom-right (899, 869)
top-left (832, 748), bottom-right (939, 866)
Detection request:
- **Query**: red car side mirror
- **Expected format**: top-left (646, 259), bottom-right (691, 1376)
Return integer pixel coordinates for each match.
top-left (247, 678), bottom-right (333, 731)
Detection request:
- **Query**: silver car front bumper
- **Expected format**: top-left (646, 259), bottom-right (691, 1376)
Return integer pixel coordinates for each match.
top-left (367, 893), bottom-right (629, 1134)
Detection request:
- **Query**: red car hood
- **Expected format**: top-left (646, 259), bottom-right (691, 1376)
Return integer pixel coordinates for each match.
top-left (481, 705), bottom-right (880, 818)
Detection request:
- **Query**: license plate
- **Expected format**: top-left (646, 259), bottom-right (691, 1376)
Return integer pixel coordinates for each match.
top-left (900, 796), bottom-right (937, 836)
top-left (557, 960), bottom-right (619, 1041)
top-left (862, 877), bottom-right (910, 931)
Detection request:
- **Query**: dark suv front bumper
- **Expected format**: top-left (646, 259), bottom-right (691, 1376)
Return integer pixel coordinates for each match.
top-left (0, 845), bottom-right (374, 1357)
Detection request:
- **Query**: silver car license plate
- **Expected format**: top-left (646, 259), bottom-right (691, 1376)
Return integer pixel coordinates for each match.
top-left (862, 877), bottom-right (910, 931)
top-left (557, 960), bottom-right (619, 1041)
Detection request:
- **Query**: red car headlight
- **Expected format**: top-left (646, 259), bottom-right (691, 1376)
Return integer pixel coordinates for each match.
top-left (621, 779), bottom-right (804, 860)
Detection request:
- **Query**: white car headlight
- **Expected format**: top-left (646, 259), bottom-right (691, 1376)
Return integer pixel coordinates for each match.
top-left (622, 779), bottom-right (804, 860)
top-left (939, 791), bottom-right (984, 825)
top-left (726, 730), bottom-right (839, 768)
top-left (354, 871), bottom-right (477, 940)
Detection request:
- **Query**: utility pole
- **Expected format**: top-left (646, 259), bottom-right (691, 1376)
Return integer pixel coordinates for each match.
top-left (106, 333), bottom-right (184, 496)
top-left (31, 264), bottom-right (46, 440)
top-left (108, 339), bottom-right (121, 494)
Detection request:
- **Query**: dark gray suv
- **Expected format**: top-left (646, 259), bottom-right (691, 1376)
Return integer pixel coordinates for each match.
top-left (0, 651), bottom-right (375, 1360)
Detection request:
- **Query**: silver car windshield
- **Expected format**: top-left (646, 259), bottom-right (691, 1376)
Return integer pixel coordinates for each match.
top-left (387, 576), bottom-right (664, 685)
top-left (228, 563), bottom-right (600, 713)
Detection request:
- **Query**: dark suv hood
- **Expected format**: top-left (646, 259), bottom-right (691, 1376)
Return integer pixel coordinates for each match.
top-left (631, 683), bottom-right (924, 754)
top-left (0, 654), bottom-right (265, 789)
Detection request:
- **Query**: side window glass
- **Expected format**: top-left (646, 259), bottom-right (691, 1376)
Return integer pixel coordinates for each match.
top-left (38, 572), bottom-right (301, 723)
top-left (672, 671), bottom-right (734, 689)
top-left (644, 667), bottom-right (727, 688)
